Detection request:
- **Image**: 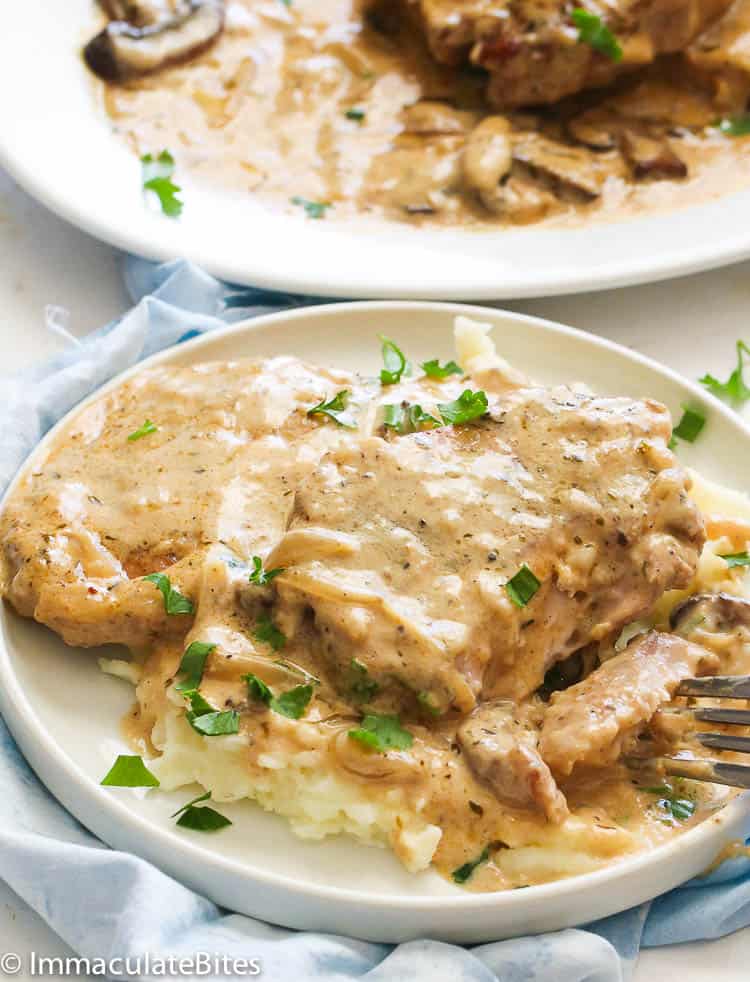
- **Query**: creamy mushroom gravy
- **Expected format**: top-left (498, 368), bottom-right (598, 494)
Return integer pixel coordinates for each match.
top-left (91, 0), bottom-right (750, 228)
top-left (3, 322), bottom-right (750, 890)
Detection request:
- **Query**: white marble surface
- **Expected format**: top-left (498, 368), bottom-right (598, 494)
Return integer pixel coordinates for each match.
top-left (0, 167), bottom-right (749, 980)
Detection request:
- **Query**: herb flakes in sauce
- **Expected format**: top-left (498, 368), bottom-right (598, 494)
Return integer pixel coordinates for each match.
top-left (143, 572), bottom-right (194, 616)
top-left (184, 689), bottom-right (240, 736)
top-left (422, 359), bottom-right (463, 380)
top-left (700, 340), bottom-right (750, 405)
top-left (254, 613), bottom-right (287, 651)
top-left (348, 713), bottom-right (413, 752)
top-left (172, 790), bottom-right (232, 832)
top-left (141, 150), bottom-right (183, 217)
top-left (307, 390), bottom-right (357, 428)
top-left (127, 419), bottom-right (158, 442)
top-left (174, 641), bottom-right (216, 692)
top-left (720, 551), bottom-right (750, 568)
top-left (571, 9), bottom-right (623, 61)
top-left (383, 402), bottom-right (441, 434)
top-left (452, 846), bottom-right (490, 884)
top-left (672, 405), bottom-right (706, 444)
top-left (101, 754), bottom-right (160, 788)
top-left (438, 389), bottom-right (489, 425)
top-left (242, 673), bottom-right (314, 719)
top-left (348, 658), bottom-right (379, 702)
top-left (717, 116), bottom-right (750, 137)
top-left (291, 196), bottom-right (331, 219)
top-left (643, 784), bottom-right (696, 822)
top-left (345, 107), bottom-right (366, 122)
top-left (248, 556), bottom-right (285, 586)
top-left (505, 564), bottom-right (541, 607)
top-left (379, 336), bottom-right (409, 385)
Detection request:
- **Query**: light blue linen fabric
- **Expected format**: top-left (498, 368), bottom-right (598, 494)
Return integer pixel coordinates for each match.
top-left (0, 255), bottom-right (748, 982)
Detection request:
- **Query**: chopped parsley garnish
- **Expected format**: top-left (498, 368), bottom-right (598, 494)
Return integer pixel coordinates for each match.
top-left (143, 572), bottom-right (194, 616)
top-left (348, 713), bottom-right (413, 752)
top-left (172, 791), bottom-right (232, 832)
top-left (438, 389), bottom-right (488, 425)
top-left (184, 689), bottom-right (240, 736)
top-left (421, 359), bottom-right (463, 380)
top-left (291, 196), bottom-right (331, 219)
top-left (174, 641), bottom-right (216, 692)
top-left (242, 673), bottom-right (314, 719)
top-left (379, 336), bottom-right (409, 385)
top-left (452, 846), bottom-right (490, 884)
top-left (307, 390), bottom-right (357, 428)
top-left (571, 8), bottom-right (623, 61)
top-left (505, 564), bottom-right (541, 608)
top-left (248, 556), bottom-right (285, 586)
top-left (253, 613), bottom-right (286, 651)
top-left (720, 551), bottom-right (750, 568)
top-left (672, 405), bottom-right (706, 444)
top-left (348, 658), bottom-right (379, 702)
top-left (717, 115), bottom-right (750, 137)
top-left (643, 784), bottom-right (696, 822)
top-left (100, 754), bottom-right (160, 788)
top-left (345, 107), bottom-right (366, 122)
top-left (383, 403), bottom-right (440, 435)
top-left (700, 340), bottom-right (750, 405)
top-left (127, 419), bottom-right (158, 442)
top-left (141, 150), bottom-right (183, 217)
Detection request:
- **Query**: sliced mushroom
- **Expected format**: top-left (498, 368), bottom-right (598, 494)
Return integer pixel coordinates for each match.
top-left (462, 116), bottom-right (513, 194)
top-left (458, 700), bottom-right (569, 823)
top-left (620, 129), bottom-right (688, 180)
top-left (84, 0), bottom-right (225, 81)
top-left (671, 591), bottom-right (750, 635)
top-left (567, 109), bottom-right (619, 151)
top-left (401, 101), bottom-right (477, 136)
top-left (512, 134), bottom-right (615, 198)
top-left (479, 175), bottom-right (557, 223)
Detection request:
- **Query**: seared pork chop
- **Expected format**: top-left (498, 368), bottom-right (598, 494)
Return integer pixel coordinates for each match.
top-left (540, 631), bottom-right (719, 776)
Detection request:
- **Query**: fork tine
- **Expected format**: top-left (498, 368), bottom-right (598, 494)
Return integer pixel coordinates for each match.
top-left (677, 676), bottom-right (750, 698)
top-left (659, 706), bottom-right (750, 726)
top-left (696, 732), bottom-right (750, 753)
top-left (657, 756), bottom-right (750, 790)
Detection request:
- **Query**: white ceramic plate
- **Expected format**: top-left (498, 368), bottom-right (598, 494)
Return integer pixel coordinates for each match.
top-left (2, 1), bottom-right (750, 300)
top-left (1, 301), bottom-right (749, 944)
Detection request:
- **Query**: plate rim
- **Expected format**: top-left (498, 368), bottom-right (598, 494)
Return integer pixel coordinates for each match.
top-left (1, 299), bottom-right (748, 925)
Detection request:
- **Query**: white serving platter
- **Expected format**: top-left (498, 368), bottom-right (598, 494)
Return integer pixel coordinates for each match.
top-left (0, 301), bottom-right (748, 943)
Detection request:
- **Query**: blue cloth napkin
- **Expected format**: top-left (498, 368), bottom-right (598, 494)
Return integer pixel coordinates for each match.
top-left (1, 256), bottom-right (749, 982)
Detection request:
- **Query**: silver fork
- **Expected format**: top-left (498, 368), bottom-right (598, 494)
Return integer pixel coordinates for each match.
top-left (634, 676), bottom-right (750, 790)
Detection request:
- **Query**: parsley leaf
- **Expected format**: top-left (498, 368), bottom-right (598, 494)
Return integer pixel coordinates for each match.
top-left (717, 116), bottom-right (750, 137)
top-left (452, 846), bottom-right (490, 884)
top-left (348, 713), bottom-right (413, 752)
top-left (243, 673), bottom-right (314, 719)
top-left (643, 784), bottom-right (696, 822)
top-left (172, 790), bottom-right (232, 832)
top-left (254, 613), bottom-right (286, 651)
top-left (127, 419), bottom-right (157, 442)
top-left (141, 150), bottom-right (183, 217)
top-left (291, 196), bottom-right (331, 219)
top-left (100, 754), bottom-right (159, 788)
top-left (505, 564), bottom-right (541, 608)
top-left (307, 390), bottom-right (357, 428)
top-left (383, 403), bottom-right (441, 435)
top-left (571, 8), bottom-right (623, 61)
top-left (143, 572), bottom-right (194, 616)
top-left (379, 336), bottom-right (409, 385)
top-left (438, 389), bottom-right (488, 425)
top-left (345, 107), bottom-right (366, 122)
top-left (174, 641), bottom-right (216, 692)
top-left (699, 340), bottom-right (750, 405)
top-left (184, 689), bottom-right (240, 736)
top-left (248, 556), bottom-right (285, 586)
top-left (348, 658), bottom-right (379, 702)
top-left (421, 359), bottom-right (463, 380)
top-left (720, 551), bottom-right (750, 568)
top-left (672, 406), bottom-right (706, 444)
